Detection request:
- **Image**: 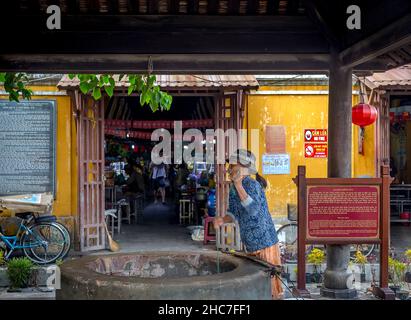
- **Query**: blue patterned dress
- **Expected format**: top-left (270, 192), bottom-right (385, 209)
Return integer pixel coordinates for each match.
top-left (228, 176), bottom-right (278, 252)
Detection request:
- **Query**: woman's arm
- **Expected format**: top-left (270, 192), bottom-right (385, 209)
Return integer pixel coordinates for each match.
top-left (234, 180), bottom-right (263, 221)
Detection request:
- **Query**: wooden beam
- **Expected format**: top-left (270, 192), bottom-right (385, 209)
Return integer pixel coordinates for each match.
top-left (208, 0), bottom-right (219, 14)
top-left (0, 53), bottom-right (332, 73)
top-left (0, 52), bottom-right (389, 74)
top-left (188, 0), bottom-right (199, 14)
top-left (0, 15), bottom-right (328, 55)
top-left (302, 0), bottom-right (341, 50)
top-left (148, 0), bottom-right (159, 14)
top-left (169, 0), bottom-right (180, 14)
top-left (340, 13), bottom-right (411, 68)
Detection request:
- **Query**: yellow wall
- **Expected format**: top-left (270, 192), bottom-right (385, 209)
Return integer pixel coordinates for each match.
top-left (0, 86), bottom-right (77, 218)
top-left (246, 86), bottom-right (376, 217)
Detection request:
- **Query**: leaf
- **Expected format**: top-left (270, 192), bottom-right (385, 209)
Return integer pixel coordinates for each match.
top-left (0, 73), bottom-right (5, 82)
top-left (109, 77), bottom-right (115, 88)
top-left (140, 90), bottom-right (147, 106)
top-left (79, 82), bottom-right (89, 94)
top-left (92, 87), bottom-right (102, 100)
top-left (102, 75), bottom-right (109, 84)
top-left (68, 74), bottom-right (76, 80)
top-left (104, 85), bottom-right (114, 97)
top-left (128, 85), bottom-right (135, 96)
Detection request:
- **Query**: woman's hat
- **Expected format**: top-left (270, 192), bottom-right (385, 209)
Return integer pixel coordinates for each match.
top-left (228, 149), bottom-right (257, 174)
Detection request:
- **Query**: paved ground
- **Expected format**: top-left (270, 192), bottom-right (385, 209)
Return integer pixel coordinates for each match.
top-left (0, 287), bottom-right (55, 300)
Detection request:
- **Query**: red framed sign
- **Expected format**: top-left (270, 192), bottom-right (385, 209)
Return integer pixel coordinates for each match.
top-left (304, 129), bottom-right (328, 142)
top-left (304, 143), bottom-right (328, 158)
top-left (292, 165), bottom-right (394, 300)
top-left (306, 185), bottom-right (380, 241)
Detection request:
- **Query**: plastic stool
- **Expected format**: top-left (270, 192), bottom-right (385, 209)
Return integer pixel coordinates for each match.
top-left (203, 216), bottom-right (216, 244)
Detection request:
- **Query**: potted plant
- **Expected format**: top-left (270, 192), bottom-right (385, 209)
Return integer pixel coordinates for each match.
top-left (353, 250), bottom-right (367, 282)
top-left (6, 257), bottom-right (33, 291)
top-left (388, 257), bottom-right (408, 299)
top-left (307, 248), bottom-right (325, 285)
top-left (405, 249), bottom-right (411, 283)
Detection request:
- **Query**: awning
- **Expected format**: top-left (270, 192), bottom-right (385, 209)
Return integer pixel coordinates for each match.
top-left (58, 75), bottom-right (259, 91)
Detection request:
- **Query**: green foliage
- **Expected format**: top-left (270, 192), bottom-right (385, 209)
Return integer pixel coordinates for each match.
top-left (6, 257), bottom-right (34, 288)
top-left (388, 257), bottom-right (407, 287)
top-left (68, 74), bottom-right (172, 112)
top-left (307, 248), bottom-right (325, 266)
top-left (0, 250), bottom-right (5, 266)
top-left (1, 73), bottom-right (173, 112)
top-left (55, 258), bottom-right (63, 267)
top-left (0, 72), bottom-right (33, 102)
top-left (405, 249), bottom-right (411, 263)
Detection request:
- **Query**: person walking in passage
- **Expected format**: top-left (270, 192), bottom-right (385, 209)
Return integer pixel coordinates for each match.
top-left (213, 149), bottom-right (284, 299)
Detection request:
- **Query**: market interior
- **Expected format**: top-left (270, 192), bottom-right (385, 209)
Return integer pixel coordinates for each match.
top-left (103, 95), bottom-right (218, 249)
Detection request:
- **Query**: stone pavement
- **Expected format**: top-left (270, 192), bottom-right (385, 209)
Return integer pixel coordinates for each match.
top-left (0, 287), bottom-right (55, 300)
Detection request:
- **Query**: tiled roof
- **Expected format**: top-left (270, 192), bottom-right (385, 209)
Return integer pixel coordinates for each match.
top-left (58, 74), bottom-right (259, 90)
top-left (365, 65), bottom-right (411, 89)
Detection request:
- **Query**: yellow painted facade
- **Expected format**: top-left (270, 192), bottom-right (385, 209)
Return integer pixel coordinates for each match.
top-left (1, 83), bottom-right (376, 223)
top-left (245, 85), bottom-right (376, 217)
top-left (0, 86), bottom-right (77, 218)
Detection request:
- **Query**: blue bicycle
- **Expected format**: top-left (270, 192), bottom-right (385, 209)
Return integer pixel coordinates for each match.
top-left (0, 212), bottom-right (67, 264)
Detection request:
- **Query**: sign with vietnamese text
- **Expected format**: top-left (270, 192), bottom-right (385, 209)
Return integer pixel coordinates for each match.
top-left (262, 154), bottom-right (290, 175)
top-left (304, 129), bottom-right (327, 142)
top-left (306, 185), bottom-right (380, 240)
top-left (304, 143), bottom-right (328, 158)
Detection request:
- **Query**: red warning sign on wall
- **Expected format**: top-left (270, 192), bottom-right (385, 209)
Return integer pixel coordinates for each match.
top-left (304, 143), bottom-right (328, 158)
top-left (304, 129), bottom-right (328, 143)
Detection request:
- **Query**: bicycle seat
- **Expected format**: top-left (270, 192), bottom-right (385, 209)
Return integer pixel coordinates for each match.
top-left (15, 212), bottom-right (34, 220)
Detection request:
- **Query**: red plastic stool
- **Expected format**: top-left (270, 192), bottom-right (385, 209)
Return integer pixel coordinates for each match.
top-left (203, 216), bottom-right (216, 244)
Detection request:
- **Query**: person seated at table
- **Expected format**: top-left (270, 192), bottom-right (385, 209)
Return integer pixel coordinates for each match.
top-left (123, 164), bottom-right (144, 196)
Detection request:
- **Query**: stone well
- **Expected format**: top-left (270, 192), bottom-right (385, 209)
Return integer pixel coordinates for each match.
top-left (57, 251), bottom-right (272, 300)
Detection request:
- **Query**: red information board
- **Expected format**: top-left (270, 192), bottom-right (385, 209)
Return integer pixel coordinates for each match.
top-left (292, 166), bottom-right (393, 300)
top-left (306, 185), bottom-right (380, 241)
top-left (304, 143), bottom-right (328, 158)
top-left (304, 129), bottom-right (328, 142)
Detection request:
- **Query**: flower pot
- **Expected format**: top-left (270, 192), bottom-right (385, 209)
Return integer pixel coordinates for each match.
top-left (389, 285), bottom-right (401, 294)
top-left (396, 290), bottom-right (409, 300)
top-left (405, 272), bottom-right (411, 283)
top-left (400, 212), bottom-right (411, 226)
top-left (311, 273), bottom-right (323, 284)
top-left (360, 273), bottom-right (366, 283)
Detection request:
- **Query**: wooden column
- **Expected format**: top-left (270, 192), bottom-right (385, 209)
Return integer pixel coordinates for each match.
top-left (321, 51), bottom-right (357, 298)
top-left (292, 166), bottom-right (311, 298)
top-left (373, 166), bottom-right (395, 299)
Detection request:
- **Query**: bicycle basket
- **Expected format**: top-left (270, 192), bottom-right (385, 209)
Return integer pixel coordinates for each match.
top-left (287, 203), bottom-right (297, 221)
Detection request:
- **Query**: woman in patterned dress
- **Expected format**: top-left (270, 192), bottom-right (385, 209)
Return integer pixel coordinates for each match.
top-left (213, 149), bottom-right (284, 299)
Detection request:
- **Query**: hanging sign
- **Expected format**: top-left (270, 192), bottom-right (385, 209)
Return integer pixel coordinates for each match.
top-left (304, 143), bottom-right (328, 158)
top-left (262, 154), bottom-right (290, 175)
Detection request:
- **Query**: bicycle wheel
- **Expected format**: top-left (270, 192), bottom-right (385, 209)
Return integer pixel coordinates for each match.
top-left (277, 223), bottom-right (299, 263)
top-left (21, 223), bottom-right (66, 264)
top-left (54, 222), bottom-right (71, 259)
top-left (349, 244), bottom-right (376, 260)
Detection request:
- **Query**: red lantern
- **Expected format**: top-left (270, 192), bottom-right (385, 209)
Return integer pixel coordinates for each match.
top-left (352, 103), bottom-right (378, 127)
